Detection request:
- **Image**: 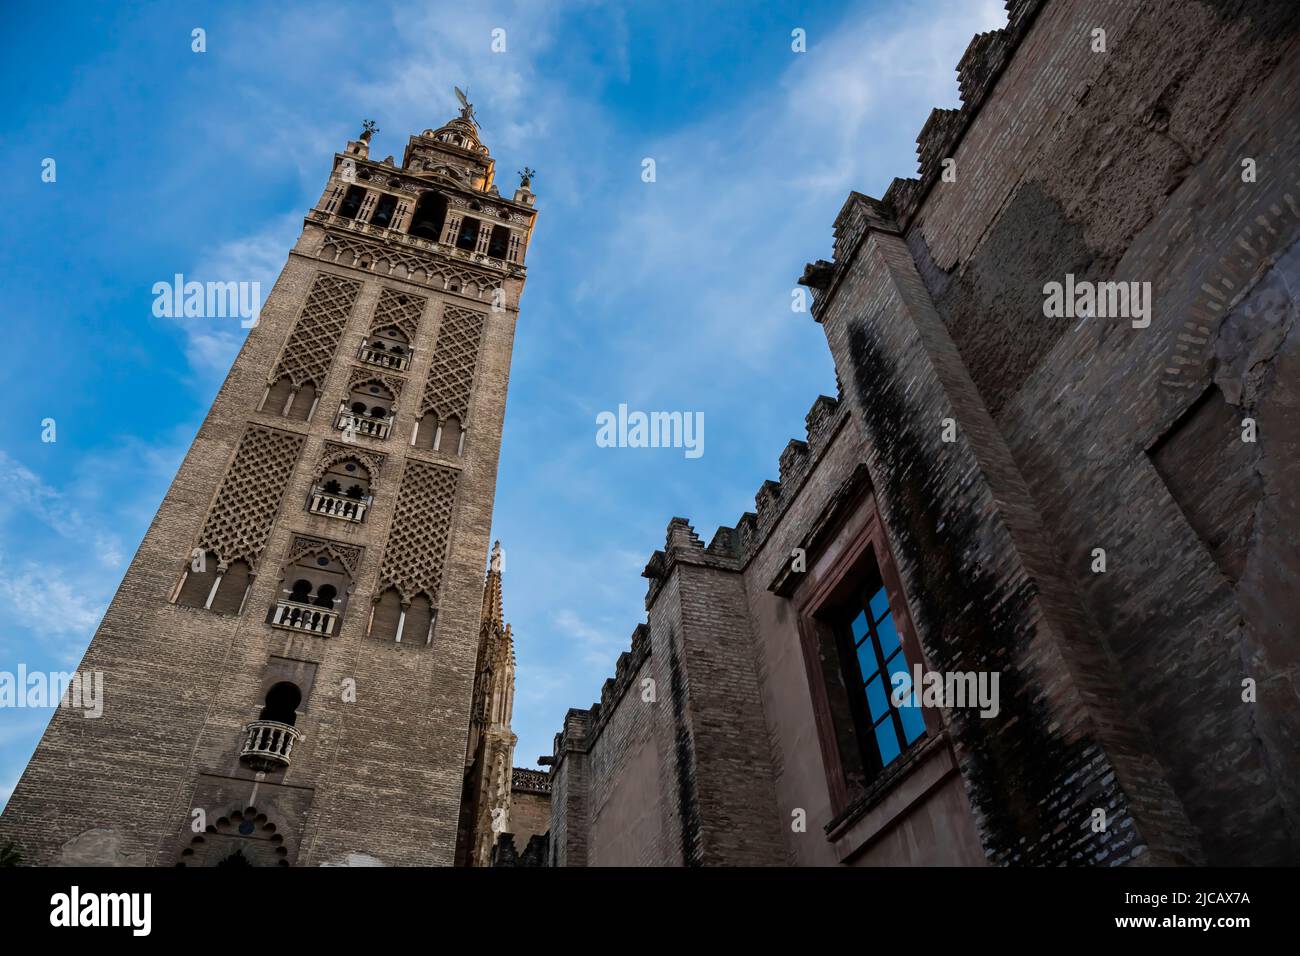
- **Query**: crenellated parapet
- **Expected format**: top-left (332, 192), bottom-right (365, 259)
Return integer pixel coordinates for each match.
top-left (546, 622), bottom-right (652, 766)
top-left (703, 393), bottom-right (850, 573)
top-left (805, 394), bottom-right (841, 456)
top-left (915, 107), bottom-right (963, 181)
top-left (595, 623), bottom-right (652, 731)
top-left (643, 516), bottom-right (743, 607)
top-left (802, 0), bottom-right (1047, 307)
top-left (550, 706), bottom-right (593, 764)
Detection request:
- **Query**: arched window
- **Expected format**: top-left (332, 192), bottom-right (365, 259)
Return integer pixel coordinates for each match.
top-left (262, 376), bottom-right (294, 415)
top-left (269, 549), bottom-right (352, 636)
top-left (288, 382), bottom-right (317, 421)
top-left (310, 457), bottom-right (374, 522)
top-left (412, 411), bottom-right (438, 450)
top-left (175, 552), bottom-right (251, 614)
top-left (367, 588), bottom-right (437, 645)
top-left (408, 192), bottom-right (447, 241)
top-left (455, 218), bottom-right (480, 251)
top-left (438, 416), bottom-right (464, 456)
top-left (310, 459), bottom-right (372, 522)
top-left (258, 682), bottom-right (303, 726)
top-left (209, 560), bottom-right (252, 615)
top-left (359, 326), bottom-right (411, 370)
top-left (370, 193), bottom-right (398, 228)
top-left (488, 223), bottom-right (510, 259)
top-left (176, 551), bottom-right (219, 608)
top-left (403, 594), bottom-right (436, 646)
top-left (242, 685), bottom-right (304, 773)
top-left (369, 588), bottom-right (404, 642)
top-left (260, 376), bottom-right (316, 421)
top-left (337, 185), bottom-right (367, 220)
top-left (336, 382), bottom-right (395, 439)
top-left (412, 413), bottom-right (465, 455)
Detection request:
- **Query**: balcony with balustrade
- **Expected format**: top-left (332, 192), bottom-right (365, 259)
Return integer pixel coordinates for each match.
top-left (269, 599), bottom-right (338, 636)
top-left (358, 339), bottom-right (412, 371)
top-left (336, 404), bottom-right (393, 440)
top-left (308, 487), bottom-right (370, 523)
top-left (239, 719), bottom-right (301, 771)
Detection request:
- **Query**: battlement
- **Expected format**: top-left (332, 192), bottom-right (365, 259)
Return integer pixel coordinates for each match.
top-left (802, 0), bottom-right (1047, 319)
top-left (548, 622), bottom-right (652, 764)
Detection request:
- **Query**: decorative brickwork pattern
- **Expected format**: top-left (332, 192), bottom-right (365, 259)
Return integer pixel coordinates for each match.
top-left (347, 366), bottom-right (405, 400)
top-left (271, 273), bottom-right (362, 387)
top-left (421, 306), bottom-right (486, 423)
top-left (378, 461), bottom-right (459, 603)
top-left (320, 231), bottom-right (499, 297)
top-left (0, 106), bottom-right (536, 868)
top-left (512, 768), bottom-right (553, 794)
top-left (369, 287), bottom-right (426, 341)
top-left (196, 426), bottom-right (305, 570)
top-left (283, 535), bottom-right (363, 579)
top-left (312, 441), bottom-right (386, 487)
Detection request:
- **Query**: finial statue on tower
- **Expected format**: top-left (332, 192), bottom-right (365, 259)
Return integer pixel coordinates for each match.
top-left (454, 86), bottom-right (477, 126)
top-left (490, 540), bottom-right (503, 573)
top-left (360, 118), bottom-right (378, 142)
top-left (517, 167), bottom-right (536, 189)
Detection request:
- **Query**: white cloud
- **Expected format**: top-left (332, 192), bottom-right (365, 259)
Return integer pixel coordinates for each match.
top-left (0, 560), bottom-right (104, 647)
top-left (552, 607), bottom-right (628, 668)
top-left (170, 212), bottom-right (303, 383)
top-left (0, 452), bottom-right (122, 568)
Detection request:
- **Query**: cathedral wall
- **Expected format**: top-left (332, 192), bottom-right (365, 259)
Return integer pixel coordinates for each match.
top-left (508, 788), bottom-right (551, 850)
top-left (901, 0), bottom-right (1300, 864)
top-left (548, 710), bottom-right (591, 867)
top-left (664, 560), bottom-right (787, 865)
top-left (585, 655), bottom-right (666, 866)
top-left (740, 412), bottom-right (986, 866)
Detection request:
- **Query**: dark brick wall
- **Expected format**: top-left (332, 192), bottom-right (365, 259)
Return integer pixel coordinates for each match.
top-left (893, 0), bottom-right (1300, 864)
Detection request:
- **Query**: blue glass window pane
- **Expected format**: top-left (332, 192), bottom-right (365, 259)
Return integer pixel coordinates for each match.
top-left (899, 698), bottom-right (926, 743)
top-left (874, 719), bottom-right (902, 766)
top-left (856, 637), bottom-right (879, 680)
top-left (850, 610), bottom-right (870, 645)
top-left (868, 586), bottom-right (890, 623)
top-left (864, 676), bottom-right (889, 722)
top-left (886, 655), bottom-right (912, 708)
top-left (875, 612), bottom-right (901, 659)
top-left (886, 650), bottom-right (911, 691)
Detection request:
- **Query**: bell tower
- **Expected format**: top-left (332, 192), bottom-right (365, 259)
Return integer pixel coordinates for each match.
top-left (0, 94), bottom-right (538, 866)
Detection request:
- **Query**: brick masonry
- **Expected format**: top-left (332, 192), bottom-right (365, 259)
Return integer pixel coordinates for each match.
top-left (0, 116), bottom-right (538, 866)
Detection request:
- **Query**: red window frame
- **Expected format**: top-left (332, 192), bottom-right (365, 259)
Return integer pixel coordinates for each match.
top-left (793, 496), bottom-right (937, 814)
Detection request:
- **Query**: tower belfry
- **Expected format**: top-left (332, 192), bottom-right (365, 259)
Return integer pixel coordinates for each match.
top-left (0, 94), bottom-right (538, 866)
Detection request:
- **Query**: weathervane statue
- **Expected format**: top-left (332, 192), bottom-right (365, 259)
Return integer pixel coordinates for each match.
top-left (454, 85), bottom-right (477, 126)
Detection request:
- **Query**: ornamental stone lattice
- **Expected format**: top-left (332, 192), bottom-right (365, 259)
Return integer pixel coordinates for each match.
top-left (378, 460), bottom-right (460, 604)
top-left (270, 272), bottom-right (363, 388)
top-left (196, 425), bottom-right (306, 571)
top-left (421, 306), bottom-right (486, 424)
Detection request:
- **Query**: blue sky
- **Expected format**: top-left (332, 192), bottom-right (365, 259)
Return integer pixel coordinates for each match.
top-left (0, 0), bottom-right (1005, 805)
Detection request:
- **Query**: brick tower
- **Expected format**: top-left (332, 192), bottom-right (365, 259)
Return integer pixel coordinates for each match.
top-left (0, 96), bottom-right (538, 866)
